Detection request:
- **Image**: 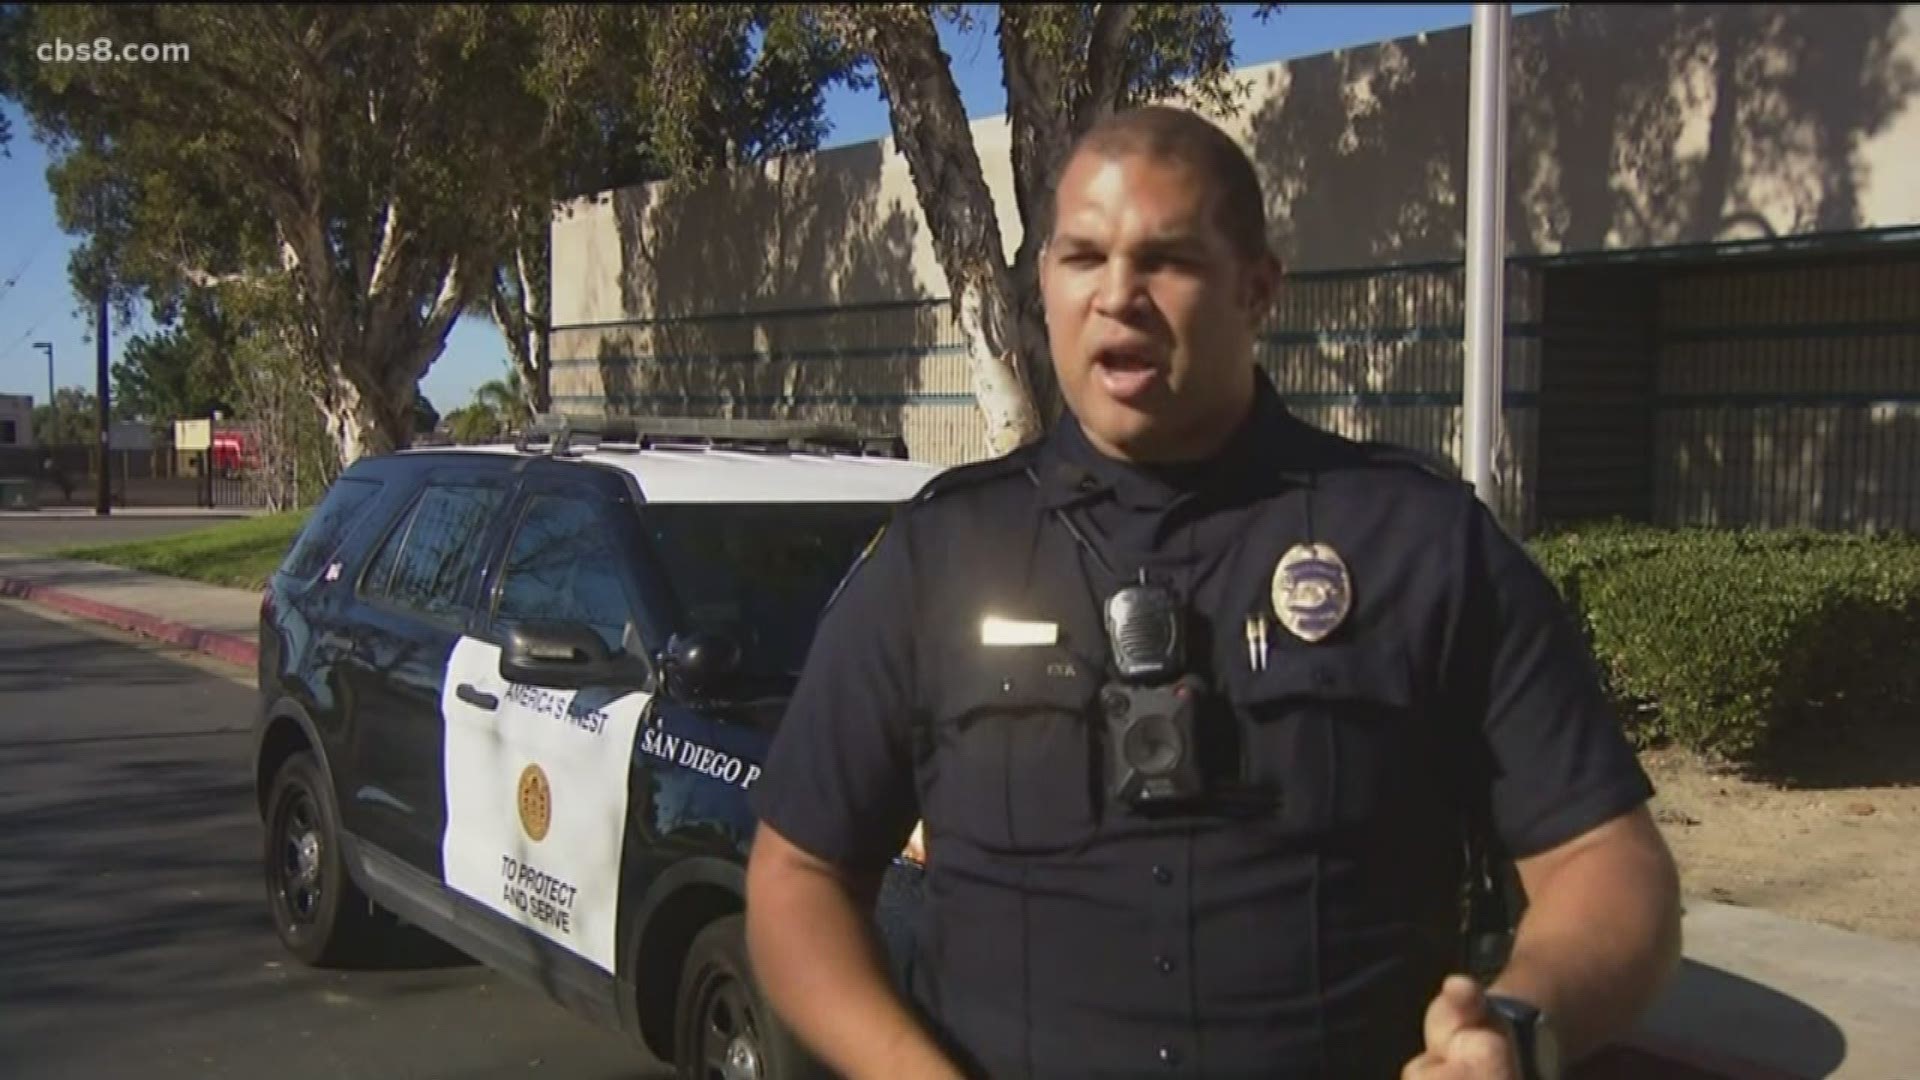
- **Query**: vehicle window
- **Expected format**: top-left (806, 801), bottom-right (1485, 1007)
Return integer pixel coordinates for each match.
top-left (362, 481), bottom-right (505, 620)
top-left (493, 496), bottom-right (635, 653)
top-left (280, 477), bottom-right (384, 581)
top-left (641, 503), bottom-right (894, 688)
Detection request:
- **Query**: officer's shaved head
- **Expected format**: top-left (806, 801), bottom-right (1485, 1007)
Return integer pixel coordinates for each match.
top-left (1041, 104), bottom-right (1282, 465)
top-left (1060, 106), bottom-right (1273, 264)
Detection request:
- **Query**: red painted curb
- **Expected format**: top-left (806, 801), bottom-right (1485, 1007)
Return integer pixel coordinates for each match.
top-left (0, 577), bottom-right (259, 669)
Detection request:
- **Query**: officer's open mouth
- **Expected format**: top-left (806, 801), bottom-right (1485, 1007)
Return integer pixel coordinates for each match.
top-left (1093, 345), bottom-right (1165, 401)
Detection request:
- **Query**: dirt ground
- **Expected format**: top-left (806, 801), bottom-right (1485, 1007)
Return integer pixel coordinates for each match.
top-left (1640, 717), bottom-right (1920, 945)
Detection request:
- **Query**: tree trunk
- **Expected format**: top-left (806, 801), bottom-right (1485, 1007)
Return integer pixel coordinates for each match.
top-left (858, 8), bottom-right (1043, 456)
top-left (996, 5), bottom-right (1139, 428)
top-left (999, 9), bottom-right (1074, 426)
top-left (523, 324), bottom-right (551, 414)
top-left (1010, 289), bottom-right (1063, 424)
top-left (317, 375), bottom-right (412, 464)
top-left (952, 280), bottom-right (1045, 456)
top-left (499, 293), bottom-right (551, 415)
top-left (494, 208), bottom-right (553, 416)
top-left (293, 234), bottom-right (467, 467)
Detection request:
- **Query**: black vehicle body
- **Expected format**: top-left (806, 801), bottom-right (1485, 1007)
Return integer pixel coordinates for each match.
top-left (252, 445), bottom-right (925, 1071)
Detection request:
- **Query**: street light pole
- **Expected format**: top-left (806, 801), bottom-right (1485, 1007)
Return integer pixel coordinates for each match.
top-left (93, 185), bottom-right (114, 517)
top-left (96, 289), bottom-right (112, 516)
top-left (33, 341), bottom-right (55, 448)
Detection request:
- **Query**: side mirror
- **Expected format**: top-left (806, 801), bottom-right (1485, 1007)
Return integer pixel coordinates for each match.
top-left (659, 630), bottom-right (741, 700)
top-left (500, 621), bottom-right (632, 690)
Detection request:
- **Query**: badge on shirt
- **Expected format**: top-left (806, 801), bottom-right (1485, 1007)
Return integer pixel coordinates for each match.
top-left (1271, 543), bottom-right (1351, 643)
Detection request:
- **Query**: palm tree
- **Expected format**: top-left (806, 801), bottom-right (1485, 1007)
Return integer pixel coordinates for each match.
top-left (441, 369), bottom-right (536, 445)
top-left (474, 374), bottom-right (532, 431)
top-left (446, 405), bottom-right (502, 445)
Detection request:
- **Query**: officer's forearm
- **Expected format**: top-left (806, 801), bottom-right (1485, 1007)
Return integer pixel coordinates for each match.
top-left (746, 841), bottom-right (960, 1080)
top-left (1492, 812), bottom-right (1683, 1062)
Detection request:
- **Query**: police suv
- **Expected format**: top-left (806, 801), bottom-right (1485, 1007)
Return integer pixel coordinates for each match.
top-left (252, 417), bottom-right (940, 1079)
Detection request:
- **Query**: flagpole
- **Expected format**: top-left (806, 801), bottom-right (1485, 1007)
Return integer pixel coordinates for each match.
top-left (1463, 4), bottom-right (1511, 510)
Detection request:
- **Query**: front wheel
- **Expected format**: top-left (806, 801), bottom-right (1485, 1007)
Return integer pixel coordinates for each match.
top-left (674, 915), bottom-right (824, 1080)
top-left (263, 752), bottom-right (386, 967)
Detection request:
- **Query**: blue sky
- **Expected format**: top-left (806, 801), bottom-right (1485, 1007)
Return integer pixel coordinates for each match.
top-left (0, 4), bottom-right (1550, 416)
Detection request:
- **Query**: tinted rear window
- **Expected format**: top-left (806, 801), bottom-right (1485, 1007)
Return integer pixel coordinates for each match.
top-left (280, 478), bottom-right (384, 581)
top-left (362, 482), bottom-right (507, 621)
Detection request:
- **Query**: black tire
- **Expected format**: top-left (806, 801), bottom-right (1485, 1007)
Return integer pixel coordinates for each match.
top-left (674, 915), bottom-right (824, 1080)
top-left (263, 752), bottom-right (385, 967)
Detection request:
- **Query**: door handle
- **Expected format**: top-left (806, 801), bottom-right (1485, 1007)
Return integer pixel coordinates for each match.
top-left (456, 684), bottom-right (499, 711)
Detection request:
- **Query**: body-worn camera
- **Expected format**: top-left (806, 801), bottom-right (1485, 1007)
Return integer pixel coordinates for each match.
top-left (1102, 581), bottom-right (1207, 807)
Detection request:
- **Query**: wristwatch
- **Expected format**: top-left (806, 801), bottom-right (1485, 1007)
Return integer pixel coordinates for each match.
top-left (1484, 994), bottom-right (1562, 1080)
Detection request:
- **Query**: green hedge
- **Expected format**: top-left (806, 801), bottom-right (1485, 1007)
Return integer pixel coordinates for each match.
top-left (1526, 522), bottom-right (1920, 763)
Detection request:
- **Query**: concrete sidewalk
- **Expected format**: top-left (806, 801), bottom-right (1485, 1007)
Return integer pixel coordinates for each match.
top-left (1, 553), bottom-right (1916, 1079)
top-left (1629, 901), bottom-right (1920, 1079)
top-left (0, 552), bottom-right (261, 667)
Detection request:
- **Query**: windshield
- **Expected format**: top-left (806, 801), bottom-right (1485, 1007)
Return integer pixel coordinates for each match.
top-left (640, 502), bottom-right (894, 692)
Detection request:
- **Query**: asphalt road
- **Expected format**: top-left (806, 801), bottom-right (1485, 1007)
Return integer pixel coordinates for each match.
top-left (0, 601), bottom-right (666, 1080)
top-left (0, 514), bottom-right (251, 553)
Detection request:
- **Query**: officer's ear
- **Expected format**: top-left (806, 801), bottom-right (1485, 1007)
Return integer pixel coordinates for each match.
top-left (1239, 250), bottom-right (1282, 324)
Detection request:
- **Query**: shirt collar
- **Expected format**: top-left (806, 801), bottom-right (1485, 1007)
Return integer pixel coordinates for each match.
top-left (1036, 367), bottom-right (1319, 511)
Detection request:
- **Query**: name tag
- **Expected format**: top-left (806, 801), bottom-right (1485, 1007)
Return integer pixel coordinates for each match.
top-left (980, 616), bottom-right (1058, 647)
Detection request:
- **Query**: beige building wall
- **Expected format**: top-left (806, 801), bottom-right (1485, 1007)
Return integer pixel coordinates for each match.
top-left (1230, 3), bottom-right (1920, 268)
top-left (555, 4), bottom-right (1920, 320)
top-left (548, 3), bottom-right (1920, 533)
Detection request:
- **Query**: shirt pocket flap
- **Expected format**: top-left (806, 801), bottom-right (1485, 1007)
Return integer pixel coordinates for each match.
top-left (1235, 640), bottom-right (1417, 710)
top-left (922, 648), bottom-right (1104, 857)
top-left (1234, 639), bottom-right (1427, 830)
top-left (935, 647), bottom-right (1103, 723)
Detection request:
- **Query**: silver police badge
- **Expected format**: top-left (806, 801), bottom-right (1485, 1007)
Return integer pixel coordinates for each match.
top-left (1271, 543), bottom-right (1352, 643)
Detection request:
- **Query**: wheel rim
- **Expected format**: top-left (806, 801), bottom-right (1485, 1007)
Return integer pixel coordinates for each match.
top-left (697, 971), bottom-right (764, 1080)
top-left (274, 788), bottom-right (324, 928)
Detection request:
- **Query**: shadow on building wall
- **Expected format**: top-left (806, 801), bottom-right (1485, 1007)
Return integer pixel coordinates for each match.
top-left (1252, 4), bottom-right (1916, 271)
top-left (601, 140), bottom-right (938, 446)
top-left (570, 6), bottom-right (1920, 512)
top-left (1244, 4), bottom-right (1918, 531)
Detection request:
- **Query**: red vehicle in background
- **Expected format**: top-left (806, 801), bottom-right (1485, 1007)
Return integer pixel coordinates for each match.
top-left (210, 429), bottom-right (257, 478)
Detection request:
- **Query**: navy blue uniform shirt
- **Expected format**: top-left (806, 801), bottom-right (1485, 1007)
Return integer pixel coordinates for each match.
top-left (752, 369), bottom-right (1654, 1078)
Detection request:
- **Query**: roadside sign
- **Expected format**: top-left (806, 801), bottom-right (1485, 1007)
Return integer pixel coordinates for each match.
top-left (175, 418), bottom-right (211, 451)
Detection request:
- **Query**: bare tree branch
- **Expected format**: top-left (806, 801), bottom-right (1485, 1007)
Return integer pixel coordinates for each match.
top-left (179, 265), bottom-right (269, 290)
top-left (855, 6), bottom-right (1042, 451)
top-left (368, 194), bottom-right (404, 298)
top-left (426, 255), bottom-right (464, 335)
top-left (1082, 4), bottom-right (1139, 120)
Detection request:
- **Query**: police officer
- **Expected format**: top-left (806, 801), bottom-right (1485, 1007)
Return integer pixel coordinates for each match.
top-left (746, 105), bottom-right (1682, 1079)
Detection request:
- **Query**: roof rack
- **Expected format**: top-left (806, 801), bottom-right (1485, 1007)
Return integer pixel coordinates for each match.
top-left (513, 413), bottom-right (909, 459)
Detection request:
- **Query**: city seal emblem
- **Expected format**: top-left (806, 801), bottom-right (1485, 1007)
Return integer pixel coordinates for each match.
top-left (1271, 543), bottom-right (1352, 643)
top-left (517, 763), bottom-right (552, 843)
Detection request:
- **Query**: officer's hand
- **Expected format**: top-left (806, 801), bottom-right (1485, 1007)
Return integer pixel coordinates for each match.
top-left (1401, 975), bottom-right (1520, 1080)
